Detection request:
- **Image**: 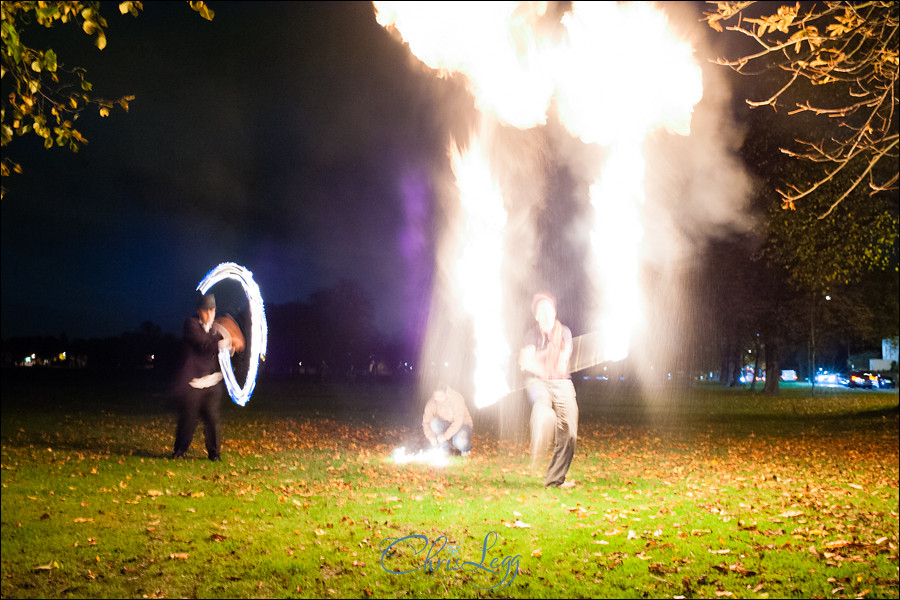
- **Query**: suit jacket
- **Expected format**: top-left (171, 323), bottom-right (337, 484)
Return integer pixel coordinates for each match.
top-left (177, 313), bottom-right (223, 391)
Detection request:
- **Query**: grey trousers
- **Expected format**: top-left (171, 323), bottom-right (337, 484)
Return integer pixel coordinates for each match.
top-left (526, 378), bottom-right (578, 486)
top-left (529, 394), bottom-right (556, 469)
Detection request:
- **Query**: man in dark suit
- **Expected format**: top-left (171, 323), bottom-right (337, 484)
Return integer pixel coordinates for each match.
top-left (171, 292), bottom-right (232, 461)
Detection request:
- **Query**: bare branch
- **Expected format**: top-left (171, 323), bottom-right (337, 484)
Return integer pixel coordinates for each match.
top-left (704, 1), bottom-right (899, 214)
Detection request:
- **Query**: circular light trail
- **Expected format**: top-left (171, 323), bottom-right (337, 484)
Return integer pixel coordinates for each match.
top-left (197, 262), bottom-right (267, 406)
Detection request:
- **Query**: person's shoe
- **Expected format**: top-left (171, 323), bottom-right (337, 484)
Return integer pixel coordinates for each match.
top-left (171, 451), bottom-right (185, 459)
top-left (209, 455), bottom-right (221, 462)
top-left (460, 450), bottom-right (470, 457)
top-left (559, 480), bottom-right (576, 489)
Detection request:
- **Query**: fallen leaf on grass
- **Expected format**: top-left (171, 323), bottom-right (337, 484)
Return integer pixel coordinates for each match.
top-left (504, 519), bottom-right (531, 528)
top-left (32, 561), bottom-right (59, 571)
top-left (169, 553), bottom-right (189, 561)
top-left (210, 533), bottom-right (227, 542)
top-left (531, 548), bottom-right (542, 557)
top-left (73, 517), bottom-right (93, 523)
top-left (779, 510), bottom-right (804, 518)
top-left (147, 490), bottom-right (163, 497)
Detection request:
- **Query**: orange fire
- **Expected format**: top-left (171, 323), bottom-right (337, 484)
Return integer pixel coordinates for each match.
top-left (374, 1), bottom-right (704, 406)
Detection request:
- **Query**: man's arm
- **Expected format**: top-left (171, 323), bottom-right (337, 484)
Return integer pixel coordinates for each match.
top-left (422, 399), bottom-right (438, 445)
top-left (518, 345), bottom-right (537, 374)
top-left (557, 326), bottom-right (573, 375)
top-left (184, 317), bottom-right (221, 357)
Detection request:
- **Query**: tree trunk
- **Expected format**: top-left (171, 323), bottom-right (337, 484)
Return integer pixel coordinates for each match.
top-left (750, 338), bottom-right (761, 392)
top-left (764, 339), bottom-right (780, 396)
top-left (730, 346), bottom-right (743, 387)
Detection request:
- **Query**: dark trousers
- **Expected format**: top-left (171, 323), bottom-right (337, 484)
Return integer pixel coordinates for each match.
top-left (527, 378), bottom-right (577, 486)
top-left (173, 385), bottom-right (222, 459)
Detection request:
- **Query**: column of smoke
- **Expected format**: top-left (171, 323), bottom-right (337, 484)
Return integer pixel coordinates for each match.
top-left (375, 2), bottom-right (752, 425)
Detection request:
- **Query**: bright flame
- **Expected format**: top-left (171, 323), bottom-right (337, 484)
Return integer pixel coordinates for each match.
top-left (554, 2), bottom-right (703, 145)
top-left (589, 142), bottom-right (646, 362)
top-left (554, 2), bottom-right (703, 359)
top-left (450, 133), bottom-right (511, 407)
top-left (392, 446), bottom-right (450, 467)
top-left (375, 2), bottom-right (703, 402)
top-left (197, 262), bottom-right (268, 407)
top-left (374, 2), bottom-right (556, 129)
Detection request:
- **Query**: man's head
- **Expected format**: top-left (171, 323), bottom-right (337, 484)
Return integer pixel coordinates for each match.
top-left (198, 293), bottom-right (216, 326)
top-left (532, 292), bottom-right (557, 334)
top-left (433, 383), bottom-right (451, 403)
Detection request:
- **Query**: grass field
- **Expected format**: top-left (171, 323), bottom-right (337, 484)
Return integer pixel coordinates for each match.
top-left (1, 368), bottom-right (898, 598)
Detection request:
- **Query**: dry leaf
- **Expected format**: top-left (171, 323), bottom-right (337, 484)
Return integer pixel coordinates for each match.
top-left (504, 519), bottom-right (531, 528)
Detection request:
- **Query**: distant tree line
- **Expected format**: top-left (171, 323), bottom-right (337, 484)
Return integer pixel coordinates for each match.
top-left (1, 279), bottom-right (416, 383)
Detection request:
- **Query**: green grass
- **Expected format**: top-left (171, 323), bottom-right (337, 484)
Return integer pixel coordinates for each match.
top-left (2, 369), bottom-right (898, 598)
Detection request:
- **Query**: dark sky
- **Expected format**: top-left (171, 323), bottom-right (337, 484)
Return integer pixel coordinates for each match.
top-left (2, 1), bottom-right (469, 341)
top-left (2, 1), bottom-right (737, 346)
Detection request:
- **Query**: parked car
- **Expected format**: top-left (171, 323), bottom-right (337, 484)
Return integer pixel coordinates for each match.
top-left (846, 370), bottom-right (892, 389)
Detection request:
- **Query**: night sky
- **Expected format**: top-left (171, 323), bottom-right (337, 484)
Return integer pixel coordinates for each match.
top-left (1, 1), bottom-right (743, 347)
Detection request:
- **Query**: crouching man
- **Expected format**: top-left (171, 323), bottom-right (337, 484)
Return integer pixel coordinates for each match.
top-left (423, 384), bottom-right (473, 456)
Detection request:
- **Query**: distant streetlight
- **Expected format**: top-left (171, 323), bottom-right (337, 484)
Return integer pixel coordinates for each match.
top-left (810, 291), bottom-right (832, 395)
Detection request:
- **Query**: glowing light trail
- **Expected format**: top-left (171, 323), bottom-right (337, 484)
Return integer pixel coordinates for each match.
top-left (197, 262), bottom-right (268, 407)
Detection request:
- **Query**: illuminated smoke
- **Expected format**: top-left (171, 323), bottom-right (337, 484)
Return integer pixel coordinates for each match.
top-left (374, 2), bottom-right (708, 405)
